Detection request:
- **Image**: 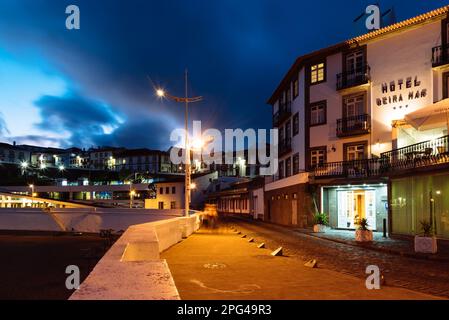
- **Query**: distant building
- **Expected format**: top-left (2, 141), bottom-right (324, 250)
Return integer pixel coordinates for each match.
top-left (113, 148), bottom-right (173, 174)
top-left (88, 147), bottom-right (125, 170)
top-left (0, 142), bottom-right (31, 165)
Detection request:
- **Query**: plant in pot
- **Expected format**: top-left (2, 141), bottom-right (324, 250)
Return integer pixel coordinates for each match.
top-left (355, 218), bottom-right (373, 242)
top-left (313, 212), bottom-right (328, 233)
top-left (414, 220), bottom-right (437, 254)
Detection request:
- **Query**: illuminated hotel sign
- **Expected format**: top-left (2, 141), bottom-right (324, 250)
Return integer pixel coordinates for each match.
top-left (376, 76), bottom-right (427, 110)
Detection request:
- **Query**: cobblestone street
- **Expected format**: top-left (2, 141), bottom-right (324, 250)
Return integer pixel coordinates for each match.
top-left (225, 216), bottom-right (449, 299)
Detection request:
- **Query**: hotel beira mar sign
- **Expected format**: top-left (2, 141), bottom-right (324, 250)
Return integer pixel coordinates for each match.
top-left (376, 76), bottom-right (427, 110)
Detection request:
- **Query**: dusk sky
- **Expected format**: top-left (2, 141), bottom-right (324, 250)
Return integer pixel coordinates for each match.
top-left (0, 0), bottom-right (448, 150)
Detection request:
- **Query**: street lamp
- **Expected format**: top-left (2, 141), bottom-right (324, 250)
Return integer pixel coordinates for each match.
top-left (155, 70), bottom-right (203, 217)
top-left (129, 190), bottom-right (136, 208)
top-left (29, 184), bottom-right (34, 207)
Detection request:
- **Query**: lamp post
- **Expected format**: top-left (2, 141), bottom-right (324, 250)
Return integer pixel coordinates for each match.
top-left (155, 70), bottom-right (203, 217)
top-left (29, 184), bottom-right (34, 207)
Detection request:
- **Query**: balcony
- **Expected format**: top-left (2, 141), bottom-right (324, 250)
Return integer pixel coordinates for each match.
top-left (312, 158), bottom-right (384, 179)
top-left (336, 114), bottom-right (371, 137)
top-left (432, 45), bottom-right (449, 67)
top-left (278, 137), bottom-right (292, 156)
top-left (273, 101), bottom-right (291, 127)
top-left (381, 135), bottom-right (449, 173)
top-left (336, 65), bottom-right (370, 91)
top-left (312, 135), bottom-right (449, 180)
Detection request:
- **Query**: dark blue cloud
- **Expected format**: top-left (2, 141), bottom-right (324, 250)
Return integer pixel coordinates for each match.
top-left (34, 93), bottom-right (123, 147)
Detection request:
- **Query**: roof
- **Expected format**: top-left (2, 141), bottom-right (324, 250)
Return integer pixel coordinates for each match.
top-left (113, 148), bottom-right (164, 157)
top-left (267, 5), bottom-right (449, 105)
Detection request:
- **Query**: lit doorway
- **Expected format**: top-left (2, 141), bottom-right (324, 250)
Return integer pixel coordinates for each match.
top-left (337, 190), bottom-right (376, 229)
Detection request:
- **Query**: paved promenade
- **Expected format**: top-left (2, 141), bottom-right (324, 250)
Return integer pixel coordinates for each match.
top-left (161, 225), bottom-right (441, 300)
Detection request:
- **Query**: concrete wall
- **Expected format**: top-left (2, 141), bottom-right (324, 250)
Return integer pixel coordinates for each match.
top-left (70, 214), bottom-right (200, 300)
top-left (0, 208), bottom-right (184, 233)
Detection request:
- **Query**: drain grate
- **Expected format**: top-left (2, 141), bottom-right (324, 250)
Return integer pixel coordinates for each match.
top-left (203, 262), bottom-right (227, 269)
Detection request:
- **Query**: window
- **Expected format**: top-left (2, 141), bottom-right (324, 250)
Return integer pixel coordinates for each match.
top-left (343, 94), bottom-right (365, 118)
top-left (172, 186), bottom-right (176, 194)
top-left (293, 113), bottom-right (299, 136)
top-left (286, 120), bottom-right (291, 139)
top-left (285, 157), bottom-right (291, 177)
top-left (279, 125), bottom-right (284, 142)
top-left (293, 78), bottom-right (299, 99)
top-left (279, 160), bottom-right (284, 179)
top-left (310, 101), bottom-right (326, 126)
top-left (286, 87), bottom-right (291, 104)
top-left (293, 153), bottom-right (299, 175)
top-left (310, 148), bottom-right (326, 168)
top-left (345, 50), bottom-right (365, 74)
top-left (345, 143), bottom-right (366, 161)
top-left (166, 187), bottom-right (169, 194)
top-left (159, 187), bottom-right (163, 195)
top-left (310, 62), bottom-right (325, 84)
top-left (158, 201), bottom-right (164, 209)
top-left (170, 201), bottom-right (176, 209)
top-left (292, 193), bottom-right (298, 199)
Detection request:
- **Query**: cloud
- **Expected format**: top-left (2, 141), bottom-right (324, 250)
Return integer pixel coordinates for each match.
top-left (33, 93), bottom-right (123, 147)
top-left (0, 112), bottom-right (9, 137)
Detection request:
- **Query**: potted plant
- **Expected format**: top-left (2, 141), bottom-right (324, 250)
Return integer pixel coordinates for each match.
top-left (313, 212), bottom-right (328, 233)
top-left (355, 218), bottom-right (373, 242)
top-left (414, 220), bottom-right (437, 254)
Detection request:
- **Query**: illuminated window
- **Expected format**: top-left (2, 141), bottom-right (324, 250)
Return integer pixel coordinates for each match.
top-left (310, 148), bottom-right (326, 168)
top-left (310, 62), bottom-right (325, 84)
top-left (310, 101), bottom-right (326, 125)
top-left (345, 144), bottom-right (366, 160)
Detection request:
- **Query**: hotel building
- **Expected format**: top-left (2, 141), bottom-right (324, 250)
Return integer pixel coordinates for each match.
top-left (267, 5), bottom-right (449, 239)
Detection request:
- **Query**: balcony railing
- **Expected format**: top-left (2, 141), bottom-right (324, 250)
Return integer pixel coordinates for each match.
top-left (279, 137), bottom-right (292, 156)
top-left (312, 135), bottom-right (449, 179)
top-left (312, 158), bottom-right (384, 179)
top-left (381, 135), bottom-right (449, 172)
top-left (336, 114), bottom-right (370, 137)
top-left (336, 65), bottom-right (370, 90)
top-left (273, 101), bottom-right (291, 127)
top-left (432, 45), bottom-right (449, 67)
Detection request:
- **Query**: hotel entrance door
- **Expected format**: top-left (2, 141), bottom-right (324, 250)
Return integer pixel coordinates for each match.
top-left (337, 190), bottom-right (376, 229)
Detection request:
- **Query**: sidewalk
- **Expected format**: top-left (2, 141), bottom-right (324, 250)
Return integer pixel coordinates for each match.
top-left (296, 228), bottom-right (449, 262)
top-left (161, 226), bottom-right (441, 300)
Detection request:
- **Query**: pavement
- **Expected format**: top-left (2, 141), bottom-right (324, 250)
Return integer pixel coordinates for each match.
top-left (221, 217), bottom-right (449, 299)
top-left (161, 225), bottom-right (442, 300)
top-left (298, 228), bottom-right (449, 261)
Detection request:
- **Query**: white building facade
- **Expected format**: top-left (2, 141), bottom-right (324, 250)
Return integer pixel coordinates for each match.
top-left (267, 6), bottom-right (449, 238)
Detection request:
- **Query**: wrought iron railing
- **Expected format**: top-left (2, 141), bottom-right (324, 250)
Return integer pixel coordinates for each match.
top-left (336, 64), bottom-right (370, 90)
top-left (273, 101), bottom-right (292, 126)
top-left (336, 114), bottom-right (371, 137)
top-left (381, 135), bottom-right (449, 171)
top-left (313, 158), bottom-right (385, 178)
top-left (279, 137), bottom-right (292, 156)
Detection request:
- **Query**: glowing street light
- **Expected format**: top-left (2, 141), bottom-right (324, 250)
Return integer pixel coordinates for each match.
top-left (20, 161), bottom-right (28, 169)
top-left (129, 190), bottom-right (136, 208)
top-left (58, 165), bottom-right (65, 171)
top-left (155, 70), bottom-right (203, 217)
top-left (190, 182), bottom-right (197, 190)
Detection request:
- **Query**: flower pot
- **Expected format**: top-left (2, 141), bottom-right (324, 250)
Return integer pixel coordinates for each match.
top-left (355, 229), bottom-right (373, 242)
top-left (414, 236), bottom-right (437, 254)
top-left (313, 224), bottom-right (326, 233)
